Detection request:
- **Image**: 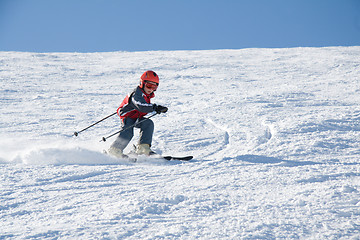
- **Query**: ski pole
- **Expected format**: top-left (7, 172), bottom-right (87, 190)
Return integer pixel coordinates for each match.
top-left (100, 112), bottom-right (158, 142)
top-left (74, 112), bottom-right (117, 136)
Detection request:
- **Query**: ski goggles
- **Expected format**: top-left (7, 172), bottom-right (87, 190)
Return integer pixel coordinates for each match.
top-left (144, 81), bottom-right (158, 90)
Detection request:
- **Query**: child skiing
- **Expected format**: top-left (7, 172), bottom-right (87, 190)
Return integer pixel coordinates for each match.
top-left (108, 70), bottom-right (168, 158)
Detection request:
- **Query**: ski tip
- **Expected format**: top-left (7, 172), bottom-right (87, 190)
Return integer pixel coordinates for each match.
top-left (163, 156), bottom-right (193, 161)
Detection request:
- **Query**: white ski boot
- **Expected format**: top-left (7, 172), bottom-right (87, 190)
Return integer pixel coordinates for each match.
top-left (136, 144), bottom-right (156, 156)
top-left (108, 146), bottom-right (127, 159)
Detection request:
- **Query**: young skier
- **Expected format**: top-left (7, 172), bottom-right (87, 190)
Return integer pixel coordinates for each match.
top-left (108, 70), bottom-right (168, 158)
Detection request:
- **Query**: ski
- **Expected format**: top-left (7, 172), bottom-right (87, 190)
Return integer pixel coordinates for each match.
top-left (162, 155), bottom-right (193, 161)
top-left (104, 149), bottom-right (193, 162)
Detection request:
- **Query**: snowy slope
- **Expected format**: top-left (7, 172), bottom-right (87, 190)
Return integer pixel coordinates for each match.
top-left (1, 47), bottom-right (360, 239)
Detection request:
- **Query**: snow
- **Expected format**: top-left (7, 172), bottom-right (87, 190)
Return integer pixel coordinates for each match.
top-left (1, 47), bottom-right (360, 239)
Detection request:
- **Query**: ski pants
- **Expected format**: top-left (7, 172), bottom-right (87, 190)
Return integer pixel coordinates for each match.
top-left (110, 117), bottom-right (154, 151)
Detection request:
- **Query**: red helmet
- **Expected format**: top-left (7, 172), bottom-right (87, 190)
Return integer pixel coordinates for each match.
top-left (140, 70), bottom-right (159, 88)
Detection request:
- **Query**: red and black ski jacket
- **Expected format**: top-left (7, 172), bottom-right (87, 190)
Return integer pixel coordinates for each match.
top-left (117, 86), bottom-right (156, 120)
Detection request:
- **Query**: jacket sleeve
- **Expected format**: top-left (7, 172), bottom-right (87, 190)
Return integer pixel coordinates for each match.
top-left (130, 88), bottom-right (156, 113)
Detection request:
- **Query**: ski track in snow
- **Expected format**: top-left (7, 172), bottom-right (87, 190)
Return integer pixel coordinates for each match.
top-left (1, 47), bottom-right (360, 239)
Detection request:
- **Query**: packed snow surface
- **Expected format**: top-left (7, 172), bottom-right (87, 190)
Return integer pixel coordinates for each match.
top-left (1, 47), bottom-right (360, 239)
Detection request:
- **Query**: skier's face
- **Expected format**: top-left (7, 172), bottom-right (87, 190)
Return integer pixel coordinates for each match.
top-left (144, 81), bottom-right (158, 94)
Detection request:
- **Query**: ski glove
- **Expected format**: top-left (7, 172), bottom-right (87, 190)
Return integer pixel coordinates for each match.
top-left (154, 105), bottom-right (168, 114)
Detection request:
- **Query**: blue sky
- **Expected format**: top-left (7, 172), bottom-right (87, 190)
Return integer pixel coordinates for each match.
top-left (0, 0), bottom-right (359, 52)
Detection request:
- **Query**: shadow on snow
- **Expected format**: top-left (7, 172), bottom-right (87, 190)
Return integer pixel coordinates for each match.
top-left (224, 154), bottom-right (321, 167)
